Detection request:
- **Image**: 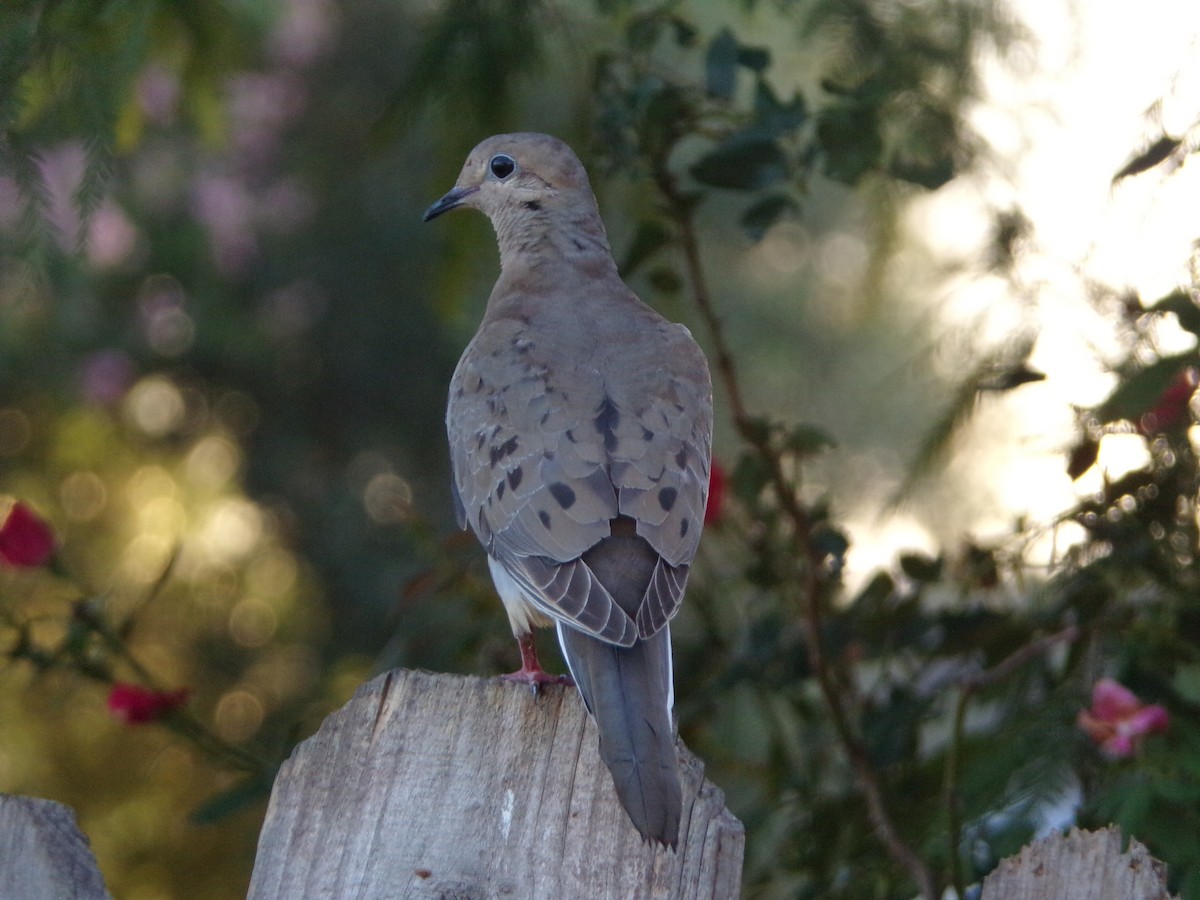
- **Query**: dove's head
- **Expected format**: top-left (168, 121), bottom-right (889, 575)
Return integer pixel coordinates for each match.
top-left (423, 133), bottom-right (614, 272)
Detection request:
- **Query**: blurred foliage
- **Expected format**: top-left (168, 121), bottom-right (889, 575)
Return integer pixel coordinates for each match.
top-left (2, 1), bottom-right (1199, 899)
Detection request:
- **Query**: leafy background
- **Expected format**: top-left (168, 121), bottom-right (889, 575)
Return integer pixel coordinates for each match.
top-left (2, 0), bottom-right (1200, 897)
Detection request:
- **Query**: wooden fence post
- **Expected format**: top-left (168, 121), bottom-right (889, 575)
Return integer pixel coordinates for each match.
top-left (0, 794), bottom-right (110, 900)
top-left (980, 826), bottom-right (1175, 900)
top-left (247, 668), bottom-right (745, 899)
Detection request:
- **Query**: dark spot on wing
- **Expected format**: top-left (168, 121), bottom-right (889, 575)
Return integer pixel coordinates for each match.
top-left (508, 467), bottom-right (524, 491)
top-left (642, 427), bottom-right (654, 441)
top-left (680, 517), bottom-right (689, 538)
top-left (675, 448), bottom-right (688, 469)
top-left (538, 510), bottom-right (552, 529)
top-left (497, 480), bottom-right (506, 500)
top-left (549, 482), bottom-right (576, 509)
top-left (595, 396), bottom-right (619, 452)
top-left (523, 200), bottom-right (542, 211)
top-left (658, 486), bottom-right (678, 512)
top-left (491, 436), bottom-right (520, 467)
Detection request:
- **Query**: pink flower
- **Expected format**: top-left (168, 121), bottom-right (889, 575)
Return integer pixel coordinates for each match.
top-left (107, 683), bottom-right (190, 725)
top-left (1077, 678), bottom-right (1169, 758)
top-left (705, 461), bottom-right (727, 525)
top-left (0, 502), bottom-right (56, 568)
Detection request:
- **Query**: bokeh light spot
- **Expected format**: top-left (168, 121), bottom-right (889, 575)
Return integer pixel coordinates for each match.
top-left (60, 471), bottom-right (108, 522)
top-left (127, 465), bottom-right (178, 507)
top-left (214, 690), bottom-right (264, 742)
top-left (185, 434), bottom-right (242, 489)
top-left (363, 472), bottom-right (413, 525)
top-left (213, 696), bottom-right (265, 744)
top-left (199, 498), bottom-right (263, 562)
top-left (138, 274), bottom-right (195, 357)
top-left (140, 495), bottom-right (187, 539)
top-left (125, 376), bottom-right (186, 437)
top-left (229, 598), bottom-right (279, 648)
top-left (121, 533), bottom-right (178, 585)
top-left (245, 548), bottom-right (298, 600)
top-left (1097, 432), bottom-right (1152, 481)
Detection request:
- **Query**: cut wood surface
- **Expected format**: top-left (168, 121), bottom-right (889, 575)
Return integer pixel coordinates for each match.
top-left (0, 794), bottom-right (111, 900)
top-left (980, 825), bottom-right (1174, 900)
top-left (248, 668), bottom-right (745, 900)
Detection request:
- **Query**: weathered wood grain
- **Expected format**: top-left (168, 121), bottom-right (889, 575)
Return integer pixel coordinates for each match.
top-left (0, 794), bottom-right (110, 899)
top-left (981, 826), bottom-right (1174, 900)
top-left (248, 669), bottom-right (744, 899)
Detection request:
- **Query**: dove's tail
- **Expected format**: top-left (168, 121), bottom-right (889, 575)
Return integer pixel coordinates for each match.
top-left (557, 622), bottom-right (682, 848)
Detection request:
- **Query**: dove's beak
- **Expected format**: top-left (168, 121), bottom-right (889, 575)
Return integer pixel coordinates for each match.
top-left (422, 186), bottom-right (478, 222)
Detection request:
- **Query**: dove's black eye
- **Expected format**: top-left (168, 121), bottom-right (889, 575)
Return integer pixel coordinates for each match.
top-left (489, 154), bottom-right (516, 179)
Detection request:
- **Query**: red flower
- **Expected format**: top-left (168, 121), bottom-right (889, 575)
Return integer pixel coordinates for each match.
top-left (1138, 368), bottom-right (1197, 436)
top-left (107, 682), bottom-right (190, 725)
top-left (0, 502), bottom-right (56, 568)
top-left (1077, 678), bottom-right (1169, 758)
top-left (705, 461), bottom-right (727, 525)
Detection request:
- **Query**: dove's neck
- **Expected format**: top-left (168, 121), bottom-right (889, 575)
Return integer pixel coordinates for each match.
top-left (492, 201), bottom-right (620, 282)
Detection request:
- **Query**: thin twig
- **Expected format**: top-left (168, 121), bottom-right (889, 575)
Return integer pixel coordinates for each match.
top-left (655, 165), bottom-right (938, 900)
top-left (962, 624), bottom-right (1080, 693)
top-left (943, 624), bottom-right (1080, 897)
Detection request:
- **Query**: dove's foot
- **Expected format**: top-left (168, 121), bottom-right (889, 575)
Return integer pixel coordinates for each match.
top-left (503, 632), bottom-right (574, 694)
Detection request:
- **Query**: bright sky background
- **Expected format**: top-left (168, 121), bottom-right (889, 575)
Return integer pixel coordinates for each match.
top-left (844, 0), bottom-right (1200, 586)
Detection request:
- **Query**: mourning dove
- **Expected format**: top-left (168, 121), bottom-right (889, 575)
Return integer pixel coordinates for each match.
top-left (424, 133), bottom-right (713, 848)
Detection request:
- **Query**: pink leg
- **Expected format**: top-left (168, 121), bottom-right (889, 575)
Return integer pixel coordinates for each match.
top-left (502, 632), bottom-right (573, 692)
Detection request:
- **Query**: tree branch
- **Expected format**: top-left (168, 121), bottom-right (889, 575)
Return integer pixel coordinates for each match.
top-left (655, 166), bottom-right (937, 900)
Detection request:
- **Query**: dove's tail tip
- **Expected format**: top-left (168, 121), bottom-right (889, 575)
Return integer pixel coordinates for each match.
top-left (615, 765), bottom-right (682, 850)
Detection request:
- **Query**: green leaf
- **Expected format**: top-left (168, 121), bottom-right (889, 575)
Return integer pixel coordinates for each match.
top-left (736, 45), bottom-right (770, 73)
top-left (705, 28), bottom-right (738, 100)
top-left (781, 422), bottom-right (834, 455)
top-left (626, 13), bottom-right (662, 51)
top-left (740, 416), bottom-right (773, 445)
top-left (646, 266), bottom-right (682, 294)
top-left (691, 135), bottom-right (787, 190)
top-left (753, 80), bottom-right (807, 137)
top-left (1173, 664), bottom-right (1200, 705)
top-left (668, 16), bottom-right (697, 47)
top-left (621, 220), bottom-right (673, 275)
top-left (900, 553), bottom-right (943, 583)
top-left (190, 774), bottom-right (274, 825)
top-left (638, 82), bottom-right (692, 159)
top-left (850, 572), bottom-right (895, 611)
top-left (1113, 135), bottom-right (1182, 182)
top-left (1066, 438), bottom-right (1100, 481)
top-left (889, 155), bottom-right (955, 191)
top-left (739, 193), bottom-right (799, 241)
top-left (731, 453), bottom-right (771, 506)
top-left (816, 100), bottom-right (883, 186)
top-left (811, 525), bottom-right (849, 568)
top-left (1150, 290), bottom-right (1200, 337)
top-left (1094, 354), bottom-right (1198, 424)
